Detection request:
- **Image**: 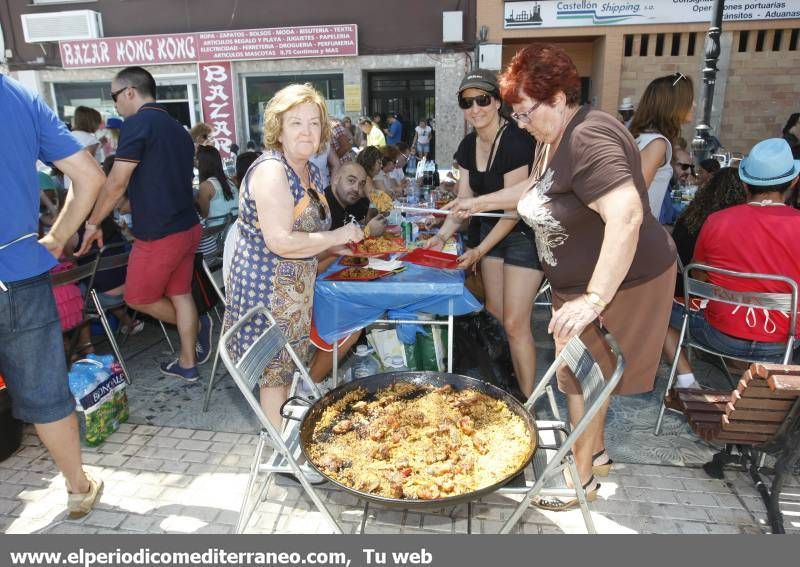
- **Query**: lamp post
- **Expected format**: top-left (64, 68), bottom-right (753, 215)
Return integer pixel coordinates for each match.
top-left (692, 0), bottom-right (725, 163)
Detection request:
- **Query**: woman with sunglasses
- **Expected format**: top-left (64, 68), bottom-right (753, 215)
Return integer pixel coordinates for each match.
top-left (222, 84), bottom-right (363, 429)
top-left (424, 69), bottom-right (543, 400)
top-left (629, 73), bottom-right (695, 221)
top-left (446, 44), bottom-right (677, 509)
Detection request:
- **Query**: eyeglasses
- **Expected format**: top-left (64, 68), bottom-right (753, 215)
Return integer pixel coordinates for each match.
top-left (458, 94), bottom-right (493, 110)
top-left (510, 101), bottom-right (542, 124)
top-left (677, 162), bottom-right (695, 172)
top-left (672, 72), bottom-right (687, 87)
top-left (110, 85), bottom-right (132, 103)
top-left (306, 187), bottom-right (327, 221)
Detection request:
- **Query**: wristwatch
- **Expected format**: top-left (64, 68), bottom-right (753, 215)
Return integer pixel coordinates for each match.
top-left (584, 291), bottom-right (608, 311)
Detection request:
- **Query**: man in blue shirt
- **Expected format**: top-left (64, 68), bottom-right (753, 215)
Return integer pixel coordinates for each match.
top-left (79, 67), bottom-right (210, 382)
top-left (0, 74), bottom-right (105, 518)
top-left (386, 113), bottom-right (403, 146)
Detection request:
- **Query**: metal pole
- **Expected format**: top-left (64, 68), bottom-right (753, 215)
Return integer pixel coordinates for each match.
top-left (692, 0), bottom-right (725, 163)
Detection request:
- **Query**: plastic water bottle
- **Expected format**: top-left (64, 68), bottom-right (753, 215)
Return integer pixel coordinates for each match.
top-left (68, 368), bottom-right (96, 402)
top-left (386, 356), bottom-right (408, 372)
top-left (350, 345), bottom-right (381, 380)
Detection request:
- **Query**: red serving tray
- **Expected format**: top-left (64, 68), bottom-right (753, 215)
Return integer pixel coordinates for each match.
top-left (325, 267), bottom-right (394, 281)
top-left (347, 236), bottom-right (407, 256)
top-left (399, 248), bottom-right (460, 270)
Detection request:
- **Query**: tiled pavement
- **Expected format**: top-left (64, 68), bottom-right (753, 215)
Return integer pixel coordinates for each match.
top-left (2, 422), bottom-right (798, 535)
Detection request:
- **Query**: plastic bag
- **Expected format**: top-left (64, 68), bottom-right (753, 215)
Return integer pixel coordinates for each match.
top-left (69, 355), bottom-right (129, 446)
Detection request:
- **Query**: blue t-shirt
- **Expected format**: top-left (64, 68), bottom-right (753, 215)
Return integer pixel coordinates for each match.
top-left (114, 103), bottom-right (198, 240)
top-left (0, 75), bottom-right (82, 282)
top-left (387, 120), bottom-right (403, 145)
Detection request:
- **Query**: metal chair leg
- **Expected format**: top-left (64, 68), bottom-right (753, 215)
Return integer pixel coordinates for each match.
top-left (159, 320), bottom-right (176, 354)
top-left (567, 456), bottom-right (597, 534)
top-left (91, 292), bottom-right (133, 384)
top-left (656, 317), bottom-right (688, 435)
top-left (202, 339), bottom-right (223, 412)
top-left (236, 433), bottom-right (266, 534)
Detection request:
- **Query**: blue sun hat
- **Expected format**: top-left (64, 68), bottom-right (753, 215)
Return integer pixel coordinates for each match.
top-left (738, 138), bottom-right (800, 186)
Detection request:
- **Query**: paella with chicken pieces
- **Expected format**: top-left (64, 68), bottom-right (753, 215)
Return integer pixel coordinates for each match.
top-left (306, 382), bottom-right (534, 501)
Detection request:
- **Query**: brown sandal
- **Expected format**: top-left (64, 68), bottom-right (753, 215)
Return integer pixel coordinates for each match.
top-left (592, 449), bottom-right (614, 477)
top-left (533, 475), bottom-right (600, 511)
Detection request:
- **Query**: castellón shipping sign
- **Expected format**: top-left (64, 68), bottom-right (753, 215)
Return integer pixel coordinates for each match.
top-left (504, 1), bottom-right (800, 29)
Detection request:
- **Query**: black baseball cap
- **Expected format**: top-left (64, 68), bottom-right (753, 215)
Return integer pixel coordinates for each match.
top-left (458, 69), bottom-right (500, 98)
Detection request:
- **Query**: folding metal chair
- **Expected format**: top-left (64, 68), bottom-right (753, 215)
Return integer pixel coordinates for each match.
top-left (199, 213), bottom-right (232, 272)
top-left (497, 329), bottom-right (624, 534)
top-left (534, 278), bottom-right (552, 307)
top-left (51, 253), bottom-right (101, 363)
top-left (655, 263), bottom-right (799, 435)
top-left (219, 305), bottom-right (344, 534)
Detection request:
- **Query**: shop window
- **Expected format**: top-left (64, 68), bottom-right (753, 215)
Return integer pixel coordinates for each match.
top-left (624, 35), bottom-right (633, 57)
top-left (639, 34), bottom-right (649, 57)
top-left (755, 30), bottom-right (766, 52)
top-left (687, 33), bottom-right (697, 56)
top-left (738, 31), bottom-right (750, 52)
top-left (655, 34), bottom-right (665, 56)
top-left (772, 30), bottom-right (783, 51)
top-left (245, 74), bottom-right (344, 145)
top-left (671, 33), bottom-right (681, 56)
top-left (790, 29), bottom-right (799, 51)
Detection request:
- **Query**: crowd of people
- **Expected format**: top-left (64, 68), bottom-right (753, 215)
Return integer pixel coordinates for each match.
top-left (1, 40), bottom-right (799, 522)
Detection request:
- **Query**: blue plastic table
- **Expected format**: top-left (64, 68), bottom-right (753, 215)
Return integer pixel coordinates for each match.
top-left (313, 259), bottom-right (482, 381)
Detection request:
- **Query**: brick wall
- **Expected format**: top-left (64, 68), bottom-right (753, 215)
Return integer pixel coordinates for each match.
top-left (721, 30), bottom-right (800, 154)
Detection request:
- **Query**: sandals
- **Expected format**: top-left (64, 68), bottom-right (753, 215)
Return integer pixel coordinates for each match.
top-left (533, 475), bottom-right (601, 512)
top-left (592, 449), bottom-right (614, 477)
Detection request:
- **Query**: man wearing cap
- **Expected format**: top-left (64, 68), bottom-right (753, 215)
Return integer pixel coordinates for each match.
top-left (386, 114), bottom-right (403, 145)
top-left (663, 138), bottom-right (800, 391)
top-left (618, 97), bottom-right (635, 128)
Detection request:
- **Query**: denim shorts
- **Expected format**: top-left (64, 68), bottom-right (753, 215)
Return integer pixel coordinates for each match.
top-left (669, 302), bottom-right (791, 362)
top-left (479, 221), bottom-right (542, 270)
top-left (0, 272), bottom-right (74, 423)
top-left (416, 143), bottom-right (430, 154)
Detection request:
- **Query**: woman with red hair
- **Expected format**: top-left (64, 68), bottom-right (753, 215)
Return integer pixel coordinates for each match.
top-left (447, 44), bottom-right (677, 510)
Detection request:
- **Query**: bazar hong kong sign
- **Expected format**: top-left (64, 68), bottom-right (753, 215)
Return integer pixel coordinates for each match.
top-left (198, 61), bottom-right (237, 157)
top-left (59, 24), bottom-right (358, 69)
top-left (504, 1), bottom-right (800, 28)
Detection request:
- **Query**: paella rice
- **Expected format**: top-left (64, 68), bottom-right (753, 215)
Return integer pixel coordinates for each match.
top-left (306, 382), bottom-right (533, 500)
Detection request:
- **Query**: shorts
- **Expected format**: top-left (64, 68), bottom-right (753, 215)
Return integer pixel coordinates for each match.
top-left (125, 224), bottom-right (201, 305)
top-left (479, 221), bottom-right (541, 270)
top-left (0, 272), bottom-right (75, 423)
top-left (416, 143), bottom-right (430, 154)
top-left (309, 320), bottom-right (355, 352)
top-left (668, 302), bottom-right (790, 361)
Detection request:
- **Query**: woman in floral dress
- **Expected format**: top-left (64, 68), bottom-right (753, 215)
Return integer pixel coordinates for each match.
top-left (223, 84), bottom-right (363, 427)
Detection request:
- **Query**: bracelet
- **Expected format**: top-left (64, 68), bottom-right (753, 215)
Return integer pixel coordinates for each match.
top-left (85, 222), bottom-right (98, 231)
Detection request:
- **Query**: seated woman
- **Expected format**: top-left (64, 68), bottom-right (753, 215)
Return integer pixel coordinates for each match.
top-left (695, 158), bottom-right (721, 190)
top-left (663, 139), bottom-right (800, 391)
top-left (196, 145), bottom-right (239, 258)
top-left (373, 154), bottom-right (403, 195)
top-left (356, 145), bottom-right (394, 197)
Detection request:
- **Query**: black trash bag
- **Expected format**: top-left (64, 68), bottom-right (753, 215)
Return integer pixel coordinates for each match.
top-left (0, 387), bottom-right (24, 462)
top-left (452, 310), bottom-right (524, 401)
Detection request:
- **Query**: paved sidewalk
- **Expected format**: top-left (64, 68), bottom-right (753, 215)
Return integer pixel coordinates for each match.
top-left (2, 422), bottom-right (798, 535)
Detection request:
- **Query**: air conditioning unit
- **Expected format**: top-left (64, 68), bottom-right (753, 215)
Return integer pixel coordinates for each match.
top-left (21, 10), bottom-right (103, 43)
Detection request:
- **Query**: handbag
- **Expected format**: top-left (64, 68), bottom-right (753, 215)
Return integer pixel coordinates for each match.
top-left (191, 253), bottom-right (220, 315)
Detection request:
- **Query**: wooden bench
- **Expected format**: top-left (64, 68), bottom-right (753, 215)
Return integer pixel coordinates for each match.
top-left (672, 363), bottom-right (800, 534)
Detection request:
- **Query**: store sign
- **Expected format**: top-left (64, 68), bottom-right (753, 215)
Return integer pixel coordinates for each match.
top-left (198, 61), bottom-right (237, 157)
top-left (59, 24), bottom-right (358, 69)
top-left (503, 1), bottom-right (800, 29)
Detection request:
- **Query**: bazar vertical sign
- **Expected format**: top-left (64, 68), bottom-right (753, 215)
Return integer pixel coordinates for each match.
top-left (59, 24), bottom-right (358, 68)
top-left (503, 1), bottom-right (800, 29)
top-left (198, 61), bottom-right (237, 157)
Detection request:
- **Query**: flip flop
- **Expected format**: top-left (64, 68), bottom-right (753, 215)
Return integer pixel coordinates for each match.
top-left (592, 449), bottom-right (614, 477)
top-left (532, 475), bottom-right (600, 512)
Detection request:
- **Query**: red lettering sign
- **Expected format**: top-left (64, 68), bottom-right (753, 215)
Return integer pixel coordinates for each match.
top-left (59, 25), bottom-right (358, 69)
top-left (198, 61), bottom-right (237, 158)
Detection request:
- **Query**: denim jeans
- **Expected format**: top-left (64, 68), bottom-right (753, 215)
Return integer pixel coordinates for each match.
top-left (0, 272), bottom-right (74, 423)
top-left (669, 302), bottom-right (791, 362)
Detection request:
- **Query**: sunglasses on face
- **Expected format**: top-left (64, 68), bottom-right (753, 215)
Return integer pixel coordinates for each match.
top-left (306, 187), bottom-right (327, 221)
top-left (110, 85), bottom-right (132, 103)
top-left (458, 94), bottom-right (493, 110)
top-left (677, 162), bottom-right (694, 172)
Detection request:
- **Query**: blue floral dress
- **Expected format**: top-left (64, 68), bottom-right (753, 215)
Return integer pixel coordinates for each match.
top-left (222, 150), bottom-right (331, 387)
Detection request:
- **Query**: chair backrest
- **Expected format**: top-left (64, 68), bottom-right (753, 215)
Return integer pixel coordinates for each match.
top-left (93, 242), bottom-right (130, 274)
top-left (683, 263), bottom-right (798, 359)
top-left (50, 253), bottom-right (99, 287)
top-left (219, 305), bottom-right (315, 432)
top-left (526, 329), bottom-right (625, 459)
top-left (202, 214), bottom-right (230, 241)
